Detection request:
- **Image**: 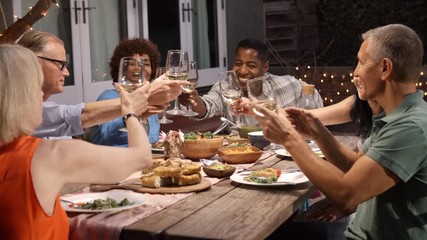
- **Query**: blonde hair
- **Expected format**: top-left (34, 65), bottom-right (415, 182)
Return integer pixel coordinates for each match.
top-left (362, 24), bottom-right (423, 83)
top-left (0, 44), bottom-right (44, 144)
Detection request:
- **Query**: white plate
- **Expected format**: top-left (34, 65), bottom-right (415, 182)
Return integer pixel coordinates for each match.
top-left (61, 190), bottom-right (147, 213)
top-left (275, 148), bottom-right (325, 158)
top-left (230, 171), bottom-right (309, 186)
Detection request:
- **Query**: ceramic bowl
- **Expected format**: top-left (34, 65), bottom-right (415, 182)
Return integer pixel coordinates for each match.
top-left (181, 136), bottom-right (224, 160)
top-left (237, 125), bottom-right (262, 139)
top-left (217, 145), bottom-right (263, 164)
top-left (202, 164), bottom-right (236, 178)
top-left (248, 131), bottom-right (270, 150)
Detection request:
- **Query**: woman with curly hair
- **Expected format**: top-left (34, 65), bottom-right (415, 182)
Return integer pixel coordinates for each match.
top-left (92, 38), bottom-right (161, 146)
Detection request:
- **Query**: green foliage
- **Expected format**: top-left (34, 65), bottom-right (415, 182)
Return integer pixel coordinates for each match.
top-left (318, 0), bottom-right (427, 66)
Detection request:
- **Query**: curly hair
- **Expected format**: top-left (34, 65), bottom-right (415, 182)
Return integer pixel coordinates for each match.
top-left (109, 38), bottom-right (160, 82)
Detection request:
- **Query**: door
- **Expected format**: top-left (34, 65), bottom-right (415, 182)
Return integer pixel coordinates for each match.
top-left (15, 0), bottom-right (226, 104)
top-left (142, 0), bottom-right (227, 87)
top-left (18, 0), bottom-right (136, 104)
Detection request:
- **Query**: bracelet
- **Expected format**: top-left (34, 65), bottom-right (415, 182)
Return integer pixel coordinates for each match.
top-left (122, 113), bottom-right (141, 127)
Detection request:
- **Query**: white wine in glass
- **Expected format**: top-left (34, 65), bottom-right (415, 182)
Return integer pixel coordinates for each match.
top-left (165, 50), bottom-right (188, 116)
top-left (118, 57), bottom-right (145, 92)
top-left (156, 67), bottom-right (173, 124)
top-left (182, 61), bottom-right (199, 117)
top-left (219, 70), bottom-right (243, 127)
top-left (247, 76), bottom-right (277, 117)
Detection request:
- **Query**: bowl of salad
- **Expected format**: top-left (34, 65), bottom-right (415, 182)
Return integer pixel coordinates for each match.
top-left (182, 132), bottom-right (224, 160)
top-left (202, 163), bottom-right (236, 178)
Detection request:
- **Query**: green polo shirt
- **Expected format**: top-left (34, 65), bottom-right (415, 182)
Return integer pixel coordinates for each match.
top-left (345, 91), bottom-right (427, 240)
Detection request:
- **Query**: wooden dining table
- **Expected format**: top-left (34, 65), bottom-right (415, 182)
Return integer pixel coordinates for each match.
top-left (61, 135), bottom-right (360, 240)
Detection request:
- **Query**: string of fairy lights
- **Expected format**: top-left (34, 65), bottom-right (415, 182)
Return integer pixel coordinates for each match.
top-left (294, 65), bottom-right (427, 105)
top-left (6, 1), bottom-right (427, 107)
top-left (11, 0), bottom-right (60, 30)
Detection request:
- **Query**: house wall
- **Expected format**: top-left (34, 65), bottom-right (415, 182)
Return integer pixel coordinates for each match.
top-left (225, 0), bottom-right (264, 69)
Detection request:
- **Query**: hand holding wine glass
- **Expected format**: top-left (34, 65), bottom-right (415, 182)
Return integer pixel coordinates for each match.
top-left (118, 57), bottom-right (145, 92)
top-left (247, 76), bottom-right (277, 117)
top-left (219, 70), bottom-right (243, 126)
top-left (247, 76), bottom-right (282, 151)
top-left (219, 70), bottom-right (242, 104)
top-left (182, 61), bottom-right (199, 117)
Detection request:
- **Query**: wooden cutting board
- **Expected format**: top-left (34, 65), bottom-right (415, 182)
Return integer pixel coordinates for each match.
top-left (89, 178), bottom-right (211, 194)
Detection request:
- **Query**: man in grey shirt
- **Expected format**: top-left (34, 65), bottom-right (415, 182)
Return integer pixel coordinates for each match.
top-left (18, 30), bottom-right (186, 138)
top-left (180, 39), bottom-right (323, 127)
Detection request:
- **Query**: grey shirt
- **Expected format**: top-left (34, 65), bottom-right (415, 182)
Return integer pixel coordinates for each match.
top-left (32, 102), bottom-right (85, 138)
top-left (196, 73), bottom-right (323, 126)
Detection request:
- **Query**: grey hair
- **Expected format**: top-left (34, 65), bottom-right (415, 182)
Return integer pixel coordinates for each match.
top-left (362, 24), bottom-right (423, 83)
top-left (17, 30), bottom-right (64, 55)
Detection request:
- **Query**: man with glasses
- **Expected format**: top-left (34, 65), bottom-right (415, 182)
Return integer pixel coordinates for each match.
top-left (18, 30), bottom-right (185, 138)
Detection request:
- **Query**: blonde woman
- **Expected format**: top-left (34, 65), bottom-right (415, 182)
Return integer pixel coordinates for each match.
top-left (0, 45), bottom-right (152, 239)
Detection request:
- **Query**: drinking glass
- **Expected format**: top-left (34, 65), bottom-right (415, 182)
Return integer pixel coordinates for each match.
top-left (156, 67), bottom-right (173, 124)
top-left (218, 70), bottom-right (243, 127)
top-left (247, 75), bottom-right (277, 117)
top-left (182, 61), bottom-right (199, 117)
top-left (247, 76), bottom-right (281, 151)
top-left (165, 50), bottom-right (188, 116)
top-left (118, 57), bottom-right (145, 92)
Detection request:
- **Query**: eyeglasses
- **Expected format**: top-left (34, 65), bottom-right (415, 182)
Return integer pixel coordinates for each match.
top-left (37, 56), bottom-right (67, 71)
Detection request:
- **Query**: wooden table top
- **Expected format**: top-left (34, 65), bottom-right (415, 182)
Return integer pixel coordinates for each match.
top-left (120, 156), bottom-right (315, 240)
top-left (61, 135), bottom-right (360, 240)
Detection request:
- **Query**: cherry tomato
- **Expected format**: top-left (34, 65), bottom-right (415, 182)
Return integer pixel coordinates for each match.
top-left (276, 169), bottom-right (281, 177)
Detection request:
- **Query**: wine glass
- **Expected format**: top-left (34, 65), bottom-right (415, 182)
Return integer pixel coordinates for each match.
top-left (218, 70), bottom-right (243, 127)
top-left (165, 50), bottom-right (188, 116)
top-left (118, 56), bottom-right (145, 92)
top-left (246, 75), bottom-right (277, 117)
top-left (247, 76), bottom-right (281, 151)
top-left (156, 67), bottom-right (173, 124)
top-left (182, 61), bottom-right (199, 117)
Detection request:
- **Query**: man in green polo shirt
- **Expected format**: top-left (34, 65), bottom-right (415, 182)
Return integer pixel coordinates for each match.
top-left (255, 24), bottom-right (427, 239)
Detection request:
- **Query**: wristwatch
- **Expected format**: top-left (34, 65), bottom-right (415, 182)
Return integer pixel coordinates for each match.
top-left (122, 113), bottom-right (141, 126)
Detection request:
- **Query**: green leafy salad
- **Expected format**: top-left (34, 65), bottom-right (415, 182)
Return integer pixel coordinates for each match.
top-left (77, 197), bottom-right (134, 210)
top-left (184, 131), bottom-right (214, 140)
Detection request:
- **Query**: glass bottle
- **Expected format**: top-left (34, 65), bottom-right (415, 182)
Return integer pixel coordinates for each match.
top-left (300, 84), bottom-right (317, 109)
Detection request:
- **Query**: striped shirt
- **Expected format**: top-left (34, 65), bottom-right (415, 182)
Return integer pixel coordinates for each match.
top-left (197, 73), bottom-right (323, 127)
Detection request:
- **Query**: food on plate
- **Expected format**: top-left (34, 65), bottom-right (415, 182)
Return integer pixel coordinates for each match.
top-left (153, 166), bottom-right (181, 177)
top-left (222, 145), bottom-right (258, 154)
top-left (68, 197), bottom-right (134, 210)
top-left (208, 163), bottom-right (234, 171)
top-left (141, 175), bottom-right (173, 188)
top-left (184, 131), bottom-right (214, 140)
top-left (180, 163), bottom-right (201, 175)
top-left (244, 168), bottom-right (281, 184)
top-left (142, 158), bottom-right (167, 175)
top-left (202, 163), bottom-right (236, 178)
top-left (140, 158), bottom-right (202, 188)
top-left (173, 173), bottom-right (202, 186)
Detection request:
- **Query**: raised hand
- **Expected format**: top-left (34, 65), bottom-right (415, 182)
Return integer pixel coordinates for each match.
top-left (116, 81), bottom-right (150, 116)
top-left (231, 97), bottom-right (253, 115)
top-left (253, 105), bottom-right (295, 145)
top-left (149, 77), bottom-right (187, 105)
top-left (284, 107), bottom-right (326, 141)
top-left (178, 89), bottom-right (199, 107)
